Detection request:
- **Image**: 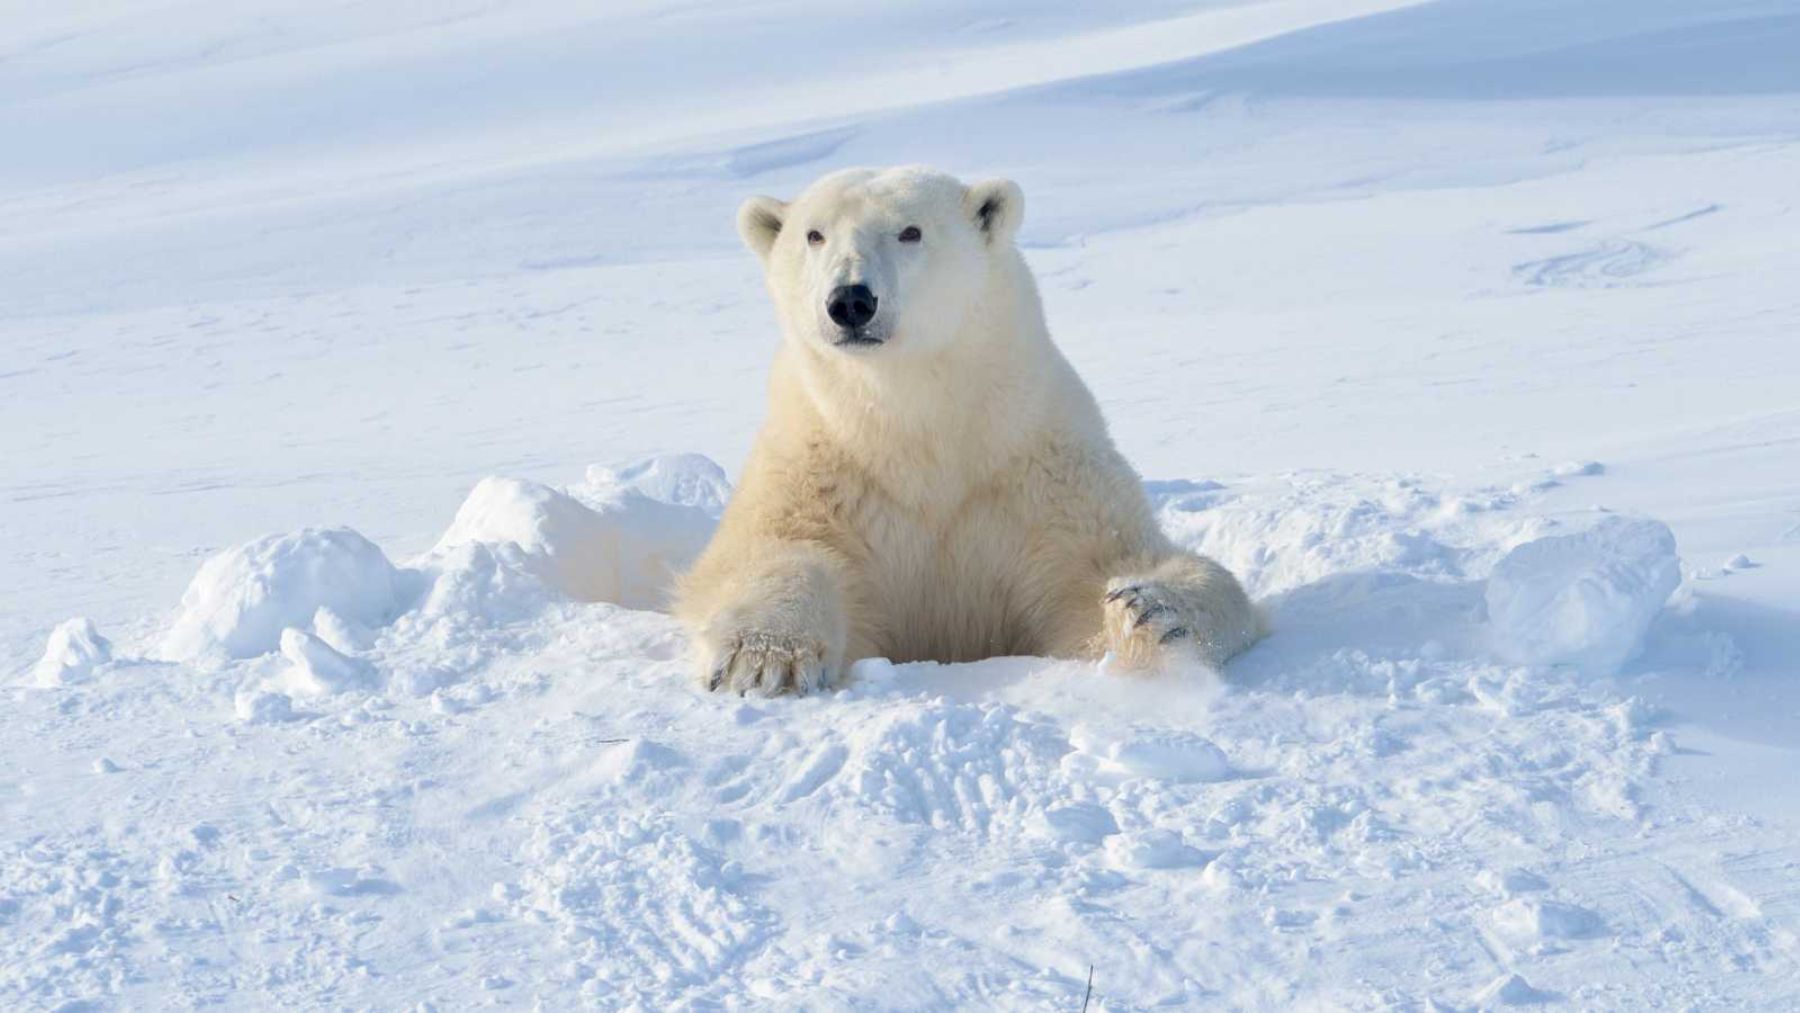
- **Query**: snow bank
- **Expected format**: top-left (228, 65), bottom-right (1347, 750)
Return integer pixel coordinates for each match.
top-left (158, 528), bottom-right (408, 666)
top-left (1486, 517), bottom-right (1681, 674)
top-left (151, 457), bottom-right (726, 675)
top-left (31, 618), bottom-right (112, 687)
top-left (430, 467), bottom-right (716, 611)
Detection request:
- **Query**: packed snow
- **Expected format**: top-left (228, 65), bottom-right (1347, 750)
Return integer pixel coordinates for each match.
top-left (5, 0), bottom-right (1800, 1008)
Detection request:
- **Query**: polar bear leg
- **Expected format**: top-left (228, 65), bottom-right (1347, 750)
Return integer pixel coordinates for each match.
top-left (1100, 553), bottom-right (1262, 670)
top-left (681, 541), bottom-right (849, 696)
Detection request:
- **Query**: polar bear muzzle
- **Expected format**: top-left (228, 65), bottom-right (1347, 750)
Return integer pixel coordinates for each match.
top-left (825, 284), bottom-right (880, 339)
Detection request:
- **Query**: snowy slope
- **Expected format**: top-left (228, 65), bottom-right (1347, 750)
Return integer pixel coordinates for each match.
top-left (5, 0), bottom-right (1800, 1008)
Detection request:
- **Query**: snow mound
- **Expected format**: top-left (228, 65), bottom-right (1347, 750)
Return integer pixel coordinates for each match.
top-left (32, 618), bottom-right (112, 687)
top-left (579, 453), bottom-right (732, 517)
top-left (1486, 517), bottom-right (1681, 674)
top-left (409, 540), bottom-right (558, 629)
top-left (158, 528), bottom-right (407, 666)
top-left (430, 473), bottom-right (714, 611)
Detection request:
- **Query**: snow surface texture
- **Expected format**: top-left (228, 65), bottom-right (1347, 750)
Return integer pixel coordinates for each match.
top-left (6, 0), bottom-right (1800, 1008)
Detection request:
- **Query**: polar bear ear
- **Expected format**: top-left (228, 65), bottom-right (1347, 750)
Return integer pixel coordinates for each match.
top-left (965, 178), bottom-right (1024, 246)
top-left (736, 196), bottom-right (788, 259)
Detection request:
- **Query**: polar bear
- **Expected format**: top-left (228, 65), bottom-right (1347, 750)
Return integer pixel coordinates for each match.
top-left (675, 167), bottom-right (1261, 694)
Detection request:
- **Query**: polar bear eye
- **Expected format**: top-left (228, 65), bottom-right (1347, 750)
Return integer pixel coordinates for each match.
top-left (898, 226), bottom-right (922, 243)
top-left (805, 229), bottom-right (825, 246)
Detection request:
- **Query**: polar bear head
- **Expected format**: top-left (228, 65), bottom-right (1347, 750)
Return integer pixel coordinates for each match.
top-left (736, 166), bottom-right (1025, 359)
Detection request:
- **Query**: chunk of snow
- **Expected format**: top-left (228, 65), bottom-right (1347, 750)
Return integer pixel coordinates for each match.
top-left (1485, 517), bottom-right (1680, 674)
top-left (311, 606), bottom-right (374, 653)
top-left (278, 628), bottom-right (377, 696)
top-left (1551, 460), bottom-right (1605, 478)
top-left (1474, 973), bottom-right (1558, 1006)
top-left (1105, 829), bottom-right (1210, 869)
top-left (159, 528), bottom-right (407, 666)
top-left (234, 689), bottom-right (297, 724)
top-left (1475, 867), bottom-right (1549, 897)
top-left (1492, 897), bottom-right (1605, 941)
top-left (1072, 725), bottom-right (1232, 783)
top-left (593, 739), bottom-right (687, 784)
top-left (1723, 553), bottom-right (1754, 571)
top-left (33, 617), bottom-right (112, 687)
top-left (430, 474), bottom-right (713, 610)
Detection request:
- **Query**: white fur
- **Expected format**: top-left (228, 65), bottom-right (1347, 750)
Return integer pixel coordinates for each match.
top-left (678, 167), bottom-right (1261, 694)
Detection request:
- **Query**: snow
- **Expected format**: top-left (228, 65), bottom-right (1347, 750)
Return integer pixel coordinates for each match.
top-left (233, 687), bottom-right (297, 725)
top-left (1491, 897), bottom-right (1608, 945)
top-left (1070, 724), bottom-right (1234, 784)
top-left (30, 618), bottom-right (112, 688)
top-left (156, 527), bottom-right (408, 667)
top-left (5, 0), bottom-right (1800, 1008)
top-left (1476, 972), bottom-right (1560, 1007)
top-left (1486, 516), bottom-right (1683, 674)
top-left (274, 627), bottom-right (378, 699)
top-left (585, 453), bottom-right (734, 517)
top-left (430, 471), bottom-right (712, 610)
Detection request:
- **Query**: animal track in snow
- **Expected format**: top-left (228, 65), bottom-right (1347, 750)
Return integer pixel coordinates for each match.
top-left (1512, 240), bottom-right (1667, 288)
top-left (788, 700), bottom-right (1072, 834)
top-left (516, 811), bottom-right (774, 1001)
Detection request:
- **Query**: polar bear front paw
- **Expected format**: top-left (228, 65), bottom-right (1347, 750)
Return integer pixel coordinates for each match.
top-left (699, 629), bottom-right (833, 697)
top-left (1102, 580), bottom-right (1220, 670)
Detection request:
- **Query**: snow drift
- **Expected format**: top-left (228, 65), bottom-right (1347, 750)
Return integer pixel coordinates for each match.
top-left (151, 455), bottom-right (725, 674)
top-left (1486, 516), bottom-right (1682, 674)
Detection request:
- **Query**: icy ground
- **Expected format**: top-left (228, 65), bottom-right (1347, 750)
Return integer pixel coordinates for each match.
top-left (5, 0), bottom-right (1800, 1008)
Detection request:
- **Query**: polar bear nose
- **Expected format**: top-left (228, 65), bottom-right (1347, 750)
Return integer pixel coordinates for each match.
top-left (826, 284), bottom-right (879, 329)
